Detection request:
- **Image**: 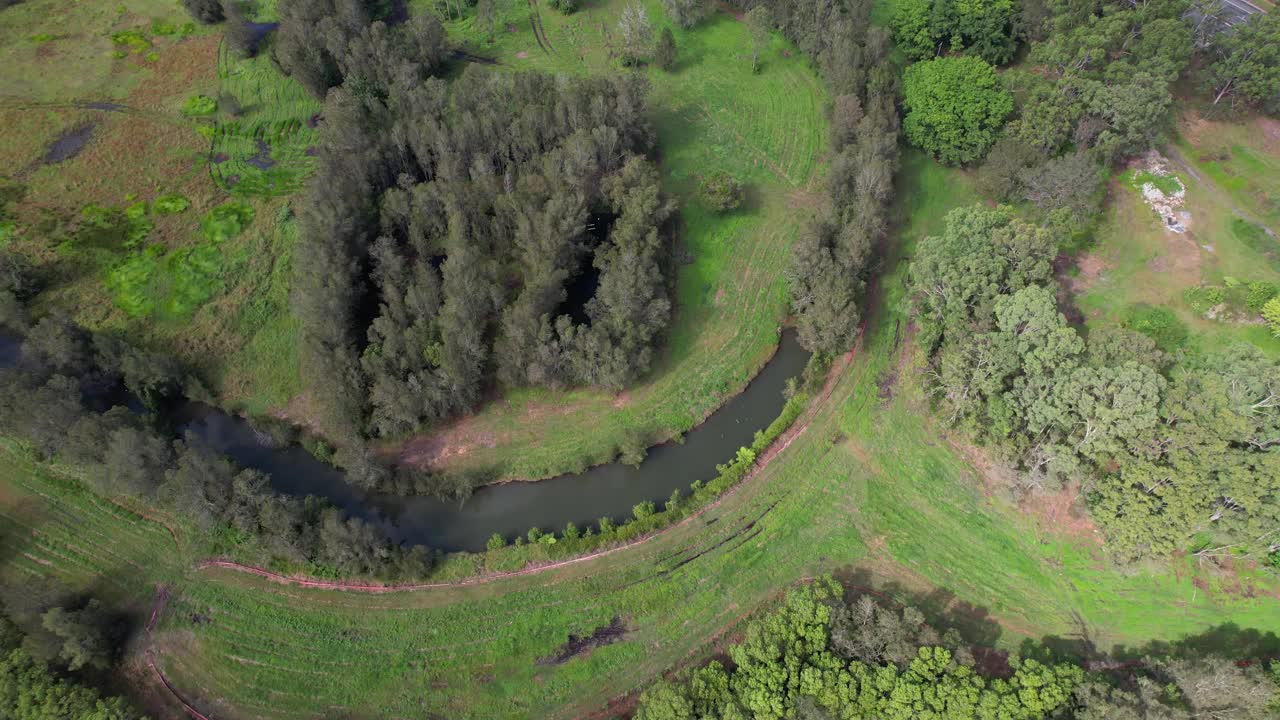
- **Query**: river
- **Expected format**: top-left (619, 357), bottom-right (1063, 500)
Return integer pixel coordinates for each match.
top-left (2, 330), bottom-right (809, 553)
top-left (178, 332), bottom-right (809, 552)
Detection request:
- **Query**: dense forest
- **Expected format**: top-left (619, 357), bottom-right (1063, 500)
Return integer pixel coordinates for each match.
top-left (913, 207), bottom-right (1280, 561)
top-left (902, 0), bottom-right (1280, 564)
top-left (634, 579), bottom-right (1280, 719)
top-left (282, 0), bottom-right (675, 442)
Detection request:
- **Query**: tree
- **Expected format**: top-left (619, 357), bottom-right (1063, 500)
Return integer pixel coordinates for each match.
top-left (618, 2), bottom-right (653, 65)
top-left (0, 646), bottom-right (141, 719)
top-left (1075, 72), bottom-right (1174, 162)
top-left (182, 0), bottom-right (224, 24)
top-left (975, 135), bottom-right (1042, 202)
top-left (745, 5), bottom-right (771, 73)
top-left (892, 0), bottom-right (1017, 65)
top-left (662, 0), bottom-right (707, 29)
top-left (699, 172), bottom-right (743, 212)
top-left (902, 56), bottom-right (1013, 166)
top-left (655, 26), bottom-right (677, 71)
top-left (1206, 11), bottom-right (1280, 115)
top-left (635, 578), bottom-right (1086, 720)
top-left (101, 426), bottom-right (172, 497)
top-left (911, 205), bottom-right (1056, 350)
top-left (222, 0), bottom-right (256, 57)
top-left (39, 601), bottom-right (114, 672)
top-left (1019, 151), bottom-right (1105, 221)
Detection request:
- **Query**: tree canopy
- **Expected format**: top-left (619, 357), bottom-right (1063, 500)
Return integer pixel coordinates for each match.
top-left (634, 579), bottom-right (1280, 720)
top-left (284, 0), bottom-right (676, 444)
top-left (903, 57), bottom-right (1013, 166)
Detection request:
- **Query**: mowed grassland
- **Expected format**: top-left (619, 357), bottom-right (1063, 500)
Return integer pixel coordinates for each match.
top-left (5, 155), bottom-right (1278, 720)
top-left (393, 2), bottom-right (829, 481)
top-left (1076, 110), bottom-right (1280, 358)
top-left (0, 0), bottom-right (305, 415)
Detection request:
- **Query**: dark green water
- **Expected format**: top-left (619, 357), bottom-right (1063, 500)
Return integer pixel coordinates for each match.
top-left (180, 331), bottom-right (810, 552)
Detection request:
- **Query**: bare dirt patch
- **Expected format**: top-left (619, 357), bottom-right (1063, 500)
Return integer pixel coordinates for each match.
top-left (1256, 115), bottom-right (1280, 153)
top-left (1019, 485), bottom-right (1101, 545)
top-left (787, 188), bottom-right (821, 210)
top-left (398, 419), bottom-right (499, 467)
top-left (273, 393), bottom-right (327, 437)
top-left (1064, 253), bottom-right (1108, 292)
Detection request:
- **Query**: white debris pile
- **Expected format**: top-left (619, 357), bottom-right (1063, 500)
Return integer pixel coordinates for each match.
top-left (1136, 150), bottom-right (1188, 233)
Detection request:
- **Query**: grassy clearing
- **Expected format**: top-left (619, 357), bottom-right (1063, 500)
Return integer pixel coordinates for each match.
top-left (1074, 111), bottom-right (1280, 358)
top-left (0, 0), bottom-right (307, 416)
top-left (209, 42), bottom-right (321, 199)
top-left (0, 0), bottom-right (198, 102)
top-left (390, 1), bottom-right (828, 481)
top-left (5, 153), bottom-right (1277, 719)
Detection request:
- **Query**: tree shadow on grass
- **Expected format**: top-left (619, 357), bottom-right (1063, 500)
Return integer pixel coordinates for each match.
top-left (833, 565), bottom-right (1280, 679)
top-left (835, 567), bottom-right (1005, 648)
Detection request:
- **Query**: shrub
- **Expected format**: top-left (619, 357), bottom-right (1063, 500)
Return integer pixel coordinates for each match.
top-left (199, 201), bottom-right (254, 242)
top-left (655, 27), bottom-right (677, 71)
top-left (1247, 281), bottom-right (1277, 312)
top-left (110, 29), bottom-right (150, 52)
top-left (182, 94), bottom-right (217, 117)
top-left (547, 0), bottom-right (577, 12)
top-left (1123, 304), bottom-right (1188, 351)
top-left (485, 533), bottom-right (506, 551)
top-left (1263, 297), bottom-right (1280, 336)
top-left (903, 56), bottom-right (1013, 166)
top-left (153, 194), bottom-right (190, 214)
top-left (632, 501), bottom-right (656, 520)
top-left (1184, 285), bottom-right (1225, 313)
top-left (700, 172), bottom-right (744, 212)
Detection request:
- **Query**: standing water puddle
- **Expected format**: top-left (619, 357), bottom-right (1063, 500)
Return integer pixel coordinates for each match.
top-left (42, 123), bottom-right (96, 164)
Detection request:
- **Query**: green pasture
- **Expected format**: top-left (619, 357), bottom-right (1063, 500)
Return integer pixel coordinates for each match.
top-left (4, 154), bottom-right (1278, 720)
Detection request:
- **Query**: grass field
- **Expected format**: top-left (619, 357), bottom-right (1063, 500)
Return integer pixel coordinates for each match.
top-left (4, 153), bottom-right (1278, 720)
top-left (387, 1), bottom-right (830, 481)
top-left (0, 0), bottom-right (305, 415)
top-left (1074, 110), bottom-right (1280, 359)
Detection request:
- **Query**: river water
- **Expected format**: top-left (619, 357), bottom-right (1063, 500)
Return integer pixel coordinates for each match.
top-left (179, 332), bottom-right (809, 552)
top-left (2, 331), bottom-right (808, 552)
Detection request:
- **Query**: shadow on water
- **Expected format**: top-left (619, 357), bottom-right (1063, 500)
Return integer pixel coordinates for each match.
top-left (179, 330), bottom-right (810, 552)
